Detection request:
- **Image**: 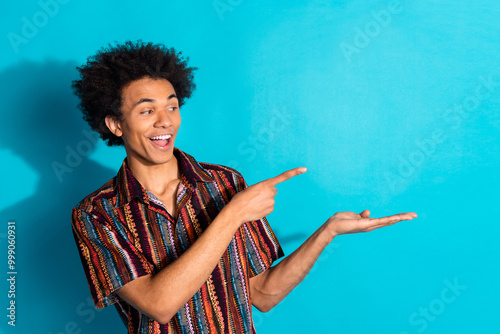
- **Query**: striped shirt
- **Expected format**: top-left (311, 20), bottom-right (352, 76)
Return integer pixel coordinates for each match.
top-left (71, 148), bottom-right (283, 333)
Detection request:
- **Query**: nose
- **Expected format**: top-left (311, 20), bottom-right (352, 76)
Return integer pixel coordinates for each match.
top-left (154, 109), bottom-right (172, 128)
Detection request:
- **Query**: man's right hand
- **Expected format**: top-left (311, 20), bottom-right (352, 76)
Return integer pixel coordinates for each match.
top-left (226, 167), bottom-right (307, 224)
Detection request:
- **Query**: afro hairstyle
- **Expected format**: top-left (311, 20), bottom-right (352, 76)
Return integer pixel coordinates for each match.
top-left (72, 40), bottom-right (197, 146)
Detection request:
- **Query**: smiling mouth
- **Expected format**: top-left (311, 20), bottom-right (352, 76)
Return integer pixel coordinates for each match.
top-left (149, 134), bottom-right (172, 148)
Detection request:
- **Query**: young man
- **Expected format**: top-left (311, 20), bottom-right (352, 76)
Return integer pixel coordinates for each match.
top-left (71, 41), bottom-right (417, 334)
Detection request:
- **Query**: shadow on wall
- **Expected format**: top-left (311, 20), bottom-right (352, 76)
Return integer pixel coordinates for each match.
top-left (0, 61), bottom-right (123, 332)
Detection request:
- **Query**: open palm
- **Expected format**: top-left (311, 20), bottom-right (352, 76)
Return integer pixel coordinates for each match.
top-left (326, 210), bottom-right (417, 237)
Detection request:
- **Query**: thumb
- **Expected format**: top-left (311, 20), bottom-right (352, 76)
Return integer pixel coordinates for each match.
top-left (360, 209), bottom-right (370, 218)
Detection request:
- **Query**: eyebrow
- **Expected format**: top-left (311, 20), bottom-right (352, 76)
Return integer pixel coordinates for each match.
top-left (133, 94), bottom-right (178, 107)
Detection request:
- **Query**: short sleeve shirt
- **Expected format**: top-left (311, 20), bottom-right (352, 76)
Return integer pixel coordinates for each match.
top-left (71, 148), bottom-right (284, 334)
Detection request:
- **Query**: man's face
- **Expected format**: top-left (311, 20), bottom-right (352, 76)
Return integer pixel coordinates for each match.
top-left (105, 77), bottom-right (181, 167)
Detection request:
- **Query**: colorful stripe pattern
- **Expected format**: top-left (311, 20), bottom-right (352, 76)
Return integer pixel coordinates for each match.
top-left (71, 148), bottom-right (284, 334)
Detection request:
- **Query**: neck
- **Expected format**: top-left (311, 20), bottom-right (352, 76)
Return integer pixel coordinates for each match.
top-left (126, 153), bottom-right (181, 194)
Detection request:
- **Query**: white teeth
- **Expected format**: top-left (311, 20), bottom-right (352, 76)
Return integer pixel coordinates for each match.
top-left (150, 135), bottom-right (172, 140)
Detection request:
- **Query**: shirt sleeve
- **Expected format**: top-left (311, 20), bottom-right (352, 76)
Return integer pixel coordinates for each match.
top-left (71, 206), bottom-right (154, 309)
top-left (234, 174), bottom-right (285, 277)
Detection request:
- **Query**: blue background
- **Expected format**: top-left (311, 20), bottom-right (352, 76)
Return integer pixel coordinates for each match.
top-left (1, 0), bottom-right (499, 333)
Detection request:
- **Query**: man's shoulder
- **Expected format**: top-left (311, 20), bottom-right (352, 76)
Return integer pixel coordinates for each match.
top-left (177, 148), bottom-right (245, 185)
top-left (197, 161), bottom-right (247, 193)
top-left (72, 176), bottom-right (117, 214)
top-left (199, 161), bottom-right (244, 179)
top-left (196, 160), bottom-right (248, 191)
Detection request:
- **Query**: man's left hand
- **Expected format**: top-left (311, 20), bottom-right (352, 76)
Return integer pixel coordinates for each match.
top-left (325, 210), bottom-right (417, 237)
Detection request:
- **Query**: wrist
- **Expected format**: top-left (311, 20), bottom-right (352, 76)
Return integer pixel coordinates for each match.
top-left (220, 203), bottom-right (245, 228)
top-left (320, 220), bottom-right (338, 244)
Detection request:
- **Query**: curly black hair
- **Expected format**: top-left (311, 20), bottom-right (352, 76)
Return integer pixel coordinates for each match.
top-left (72, 40), bottom-right (197, 146)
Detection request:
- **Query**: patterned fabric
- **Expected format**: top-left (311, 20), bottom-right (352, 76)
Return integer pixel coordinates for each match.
top-left (71, 148), bottom-right (284, 334)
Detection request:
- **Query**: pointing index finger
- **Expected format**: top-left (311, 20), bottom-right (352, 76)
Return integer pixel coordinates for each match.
top-left (267, 167), bottom-right (307, 186)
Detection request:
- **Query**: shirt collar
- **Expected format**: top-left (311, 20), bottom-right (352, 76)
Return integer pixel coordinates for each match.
top-left (115, 147), bottom-right (214, 207)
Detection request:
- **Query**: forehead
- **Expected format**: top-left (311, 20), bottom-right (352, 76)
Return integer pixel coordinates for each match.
top-left (121, 77), bottom-right (176, 102)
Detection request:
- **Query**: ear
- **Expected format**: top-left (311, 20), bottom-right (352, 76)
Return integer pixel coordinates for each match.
top-left (105, 115), bottom-right (123, 137)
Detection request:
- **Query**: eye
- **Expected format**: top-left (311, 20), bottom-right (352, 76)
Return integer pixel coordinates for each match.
top-left (140, 109), bottom-right (153, 115)
top-left (167, 106), bottom-right (178, 111)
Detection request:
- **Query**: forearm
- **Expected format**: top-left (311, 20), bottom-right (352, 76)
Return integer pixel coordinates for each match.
top-left (251, 222), bottom-right (335, 312)
top-left (117, 205), bottom-right (241, 323)
top-left (116, 167), bottom-right (309, 322)
top-left (251, 209), bottom-right (418, 311)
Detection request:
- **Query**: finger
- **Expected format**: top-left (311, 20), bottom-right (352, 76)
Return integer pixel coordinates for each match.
top-left (395, 212), bottom-right (418, 219)
top-left (266, 167), bottom-right (307, 186)
top-left (360, 212), bottom-right (417, 229)
top-left (359, 210), bottom-right (370, 218)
